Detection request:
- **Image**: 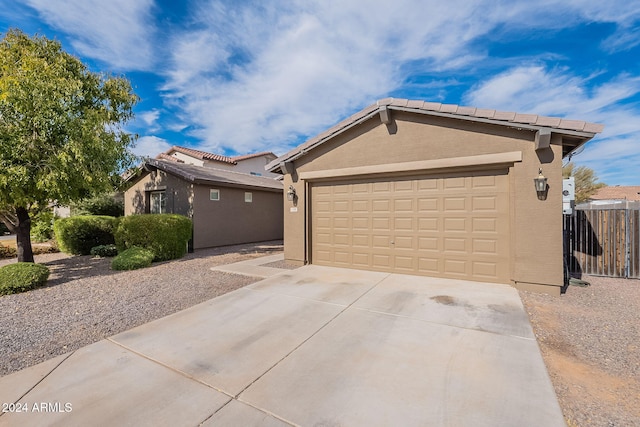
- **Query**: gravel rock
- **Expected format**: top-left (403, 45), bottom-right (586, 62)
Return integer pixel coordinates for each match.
top-left (0, 241), bottom-right (284, 377)
top-left (520, 275), bottom-right (640, 427)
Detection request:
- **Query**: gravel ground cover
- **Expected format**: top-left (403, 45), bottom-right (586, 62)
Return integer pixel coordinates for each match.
top-left (0, 241), bottom-right (284, 376)
top-left (520, 276), bottom-right (640, 427)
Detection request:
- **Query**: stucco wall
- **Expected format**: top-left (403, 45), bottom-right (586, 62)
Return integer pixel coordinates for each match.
top-left (282, 111), bottom-right (565, 294)
top-left (124, 170), bottom-right (193, 217)
top-left (191, 185), bottom-right (283, 249)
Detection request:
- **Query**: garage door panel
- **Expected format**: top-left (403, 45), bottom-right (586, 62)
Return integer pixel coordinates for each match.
top-left (394, 198), bottom-right (414, 212)
top-left (352, 252), bottom-right (370, 266)
top-left (372, 254), bottom-right (391, 267)
top-left (444, 218), bottom-right (467, 232)
top-left (419, 218), bottom-right (438, 231)
top-left (352, 200), bottom-right (369, 211)
top-left (444, 259), bottom-right (468, 275)
top-left (311, 170), bottom-right (510, 283)
top-left (472, 218), bottom-right (497, 233)
top-left (418, 198), bottom-right (438, 211)
top-left (394, 235), bottom-right (414, 249)
top-left (444, 197), bottom-right (466, 211)
top-left (444, 237), bottom-right (466, 253)
top-left (472, 196), bottom-right (497, 211)
top-left (472, 238), bottom-right (498, 255)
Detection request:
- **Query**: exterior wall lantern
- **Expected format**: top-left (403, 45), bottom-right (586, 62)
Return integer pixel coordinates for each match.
top-left (534, 168), bottom-right (548, 200)
top-left (287, 185), bottom-right (297, 202)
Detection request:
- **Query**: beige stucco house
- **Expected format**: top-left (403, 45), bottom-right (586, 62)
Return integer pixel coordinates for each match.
top-left (157, 146), bottom-right (280, 178)
top-left (266, 98), bottom-right (604, 295)
top-left (125, 159), bottom-right (283, 249)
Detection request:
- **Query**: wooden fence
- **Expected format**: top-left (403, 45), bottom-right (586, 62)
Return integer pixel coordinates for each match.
top-left (564, 206), bottom-right (640, 279)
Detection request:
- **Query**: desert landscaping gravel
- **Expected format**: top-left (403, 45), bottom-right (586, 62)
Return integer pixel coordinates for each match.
top-left (2, 244), bottom-right (639, 426)
top-left (520, 276), bottom-right (640, 427)
top-left (0, 241), bottom-right (285, 376)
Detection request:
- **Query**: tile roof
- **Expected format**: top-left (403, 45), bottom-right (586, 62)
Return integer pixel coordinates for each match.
top-left (155, 152), bottom-right (182, 162)
top-left (590, 186), bottom-right (640, 201)
top-left (165, 146), bottom-right (276, 165)
top-left (145, 159), bottom-right (283, 192)
top-left (266, 98), bottom-right (605, 172)
top-left (230, 151), bottom-right (276, 162)
top-left (167, 146), bottom-right (237, 164)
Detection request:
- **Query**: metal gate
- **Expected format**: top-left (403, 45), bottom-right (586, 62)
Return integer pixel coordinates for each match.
top-left (564, 205), bottom-right (640, 278)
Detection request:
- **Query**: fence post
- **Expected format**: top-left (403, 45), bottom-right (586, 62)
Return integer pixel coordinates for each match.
top-left (625, 209), bottom-right (630, 278)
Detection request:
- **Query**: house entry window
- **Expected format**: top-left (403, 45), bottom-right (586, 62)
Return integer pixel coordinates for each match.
top-left (245, 192), bottom-right (253, 203)
top-left (210, 189), bottom-right (220, 201)
top-left (150, 191), bottom-right (166, 214)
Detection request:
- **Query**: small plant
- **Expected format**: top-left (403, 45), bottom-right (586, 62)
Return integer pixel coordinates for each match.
top-left (111, 246), bottom-right (154, 271)
top-left (54, 215), bottom-right (118, 255)
top-left (115, 214), bottom-right (192, 262)
top-left (0, 263), bottom-right (50, 296)
top-left (90, 244), bottom-right (118, 258)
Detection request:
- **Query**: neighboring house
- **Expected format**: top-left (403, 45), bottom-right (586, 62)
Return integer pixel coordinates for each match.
top-left (578, 185), bottom-right (640, 209)
top-left (157, 146), bottom-right (280, 178)
top-left (589, 185), bottom-right (640, 202)
top-left (266, 98), bottom-right (604, 295)
top-left (125, 159), bottom-right (283, 249)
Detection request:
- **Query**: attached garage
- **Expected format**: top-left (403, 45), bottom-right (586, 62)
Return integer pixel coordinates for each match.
top-left (267, 98), bottom-right (603, 294)
top-left (311, 170), bottom-right (510, 283)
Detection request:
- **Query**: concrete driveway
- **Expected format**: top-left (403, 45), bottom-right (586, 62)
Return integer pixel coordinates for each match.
top-left (0, 260), bottom-right (564, 426)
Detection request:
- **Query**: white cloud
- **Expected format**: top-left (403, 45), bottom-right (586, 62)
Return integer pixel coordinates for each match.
top-left (160, 0), bottom-right (640, 157)
top-left (138, 109), bottom-right (162, 133)
top-left (162, 0), bottom-right (506, 154)
top-left (23, 0), bottom-right (156, 70)
top-left (131, 135), bottom-right (172, 158)
top-left (463, 64), bottom-right (640, 185)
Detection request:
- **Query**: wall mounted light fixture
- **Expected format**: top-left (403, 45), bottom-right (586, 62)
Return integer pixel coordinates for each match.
top-left (534, 168), bottom-right (548, 200)
top-left (287, 185), bottom-right (296, 202)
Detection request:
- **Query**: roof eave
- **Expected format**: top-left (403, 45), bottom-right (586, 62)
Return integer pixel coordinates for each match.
top-left (266, 103), bottom-right (602, 172)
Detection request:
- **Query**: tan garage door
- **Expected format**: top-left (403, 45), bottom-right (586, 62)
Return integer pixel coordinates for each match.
top-left (311, 170), bottom-right (510, 283)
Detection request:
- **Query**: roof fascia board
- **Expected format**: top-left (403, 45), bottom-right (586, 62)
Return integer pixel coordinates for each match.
top-left (388, 106), bottom-right (598, 139)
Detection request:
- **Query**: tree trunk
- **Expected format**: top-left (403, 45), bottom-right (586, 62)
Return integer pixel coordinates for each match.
top-left (15, 207), bottom-right (34, 263)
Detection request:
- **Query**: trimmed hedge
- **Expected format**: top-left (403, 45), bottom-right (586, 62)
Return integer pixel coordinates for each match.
top-left (54, 216), bottom-right (118, 255)
top-left (114, 214), bottom-right (192, 262)
top-left (0, 263), bottom-right (50, 296)
top-left (111, 247), bottom-right (154, 270)
top-left (90, 244), bottom-right (118, 258)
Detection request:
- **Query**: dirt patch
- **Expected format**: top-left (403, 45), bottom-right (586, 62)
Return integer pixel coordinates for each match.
top-left (520, 276), bottom-right (640, 427)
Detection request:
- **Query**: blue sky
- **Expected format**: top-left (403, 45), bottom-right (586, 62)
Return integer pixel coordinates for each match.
top-left (1, 0), bottom-right (639, 185)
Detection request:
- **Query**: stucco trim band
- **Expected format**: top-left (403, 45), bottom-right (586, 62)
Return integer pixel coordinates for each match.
top-left (298, 151), bottom-right (523, 180)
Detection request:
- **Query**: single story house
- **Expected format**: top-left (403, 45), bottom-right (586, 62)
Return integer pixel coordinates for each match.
top-left (266, 98), bottom-right (604, 295)
top-left (125, 159), bottom-right (283, 249)
top-left (157, 146), bottom-right (280, 178)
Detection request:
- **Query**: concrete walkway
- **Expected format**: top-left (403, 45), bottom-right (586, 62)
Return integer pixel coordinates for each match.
top-left (0, 256), bottom-right (564, 426)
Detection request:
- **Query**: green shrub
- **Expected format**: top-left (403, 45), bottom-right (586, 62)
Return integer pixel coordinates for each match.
top-left (111, 246), bottom-right (154, 270)
top-left (54, 215), bottom-right (118, 255)
top-left (0, 263), bottom-right (50, 296)
top-left (115, 214), bottom-right (192, 262)
top-left (31, 209), bottom-right (55, 242)
top-left (71, 194), bottom-right (124, 217)
top-left (90, 244), bottom-right (118, 257)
